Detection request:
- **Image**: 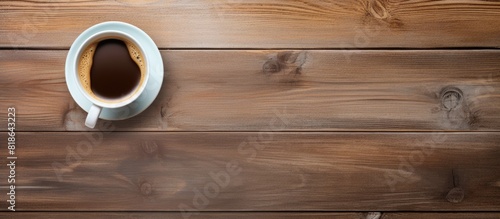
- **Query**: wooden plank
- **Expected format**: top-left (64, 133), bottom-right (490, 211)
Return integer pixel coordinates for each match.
top-left (1, 132), bottom-right (499, 211)
top-left (1, 0), bottom-right (499, 48)
top-left (1, 212), bottom-right (499, 218)
top-left (1, 212), bottom-right (500, 219)
top-left (1, 50), bottom-right (499, 131)
top-left (0, 212), bottom-right (362, 219)
top-left (384, 212), bottom-right (500, 219)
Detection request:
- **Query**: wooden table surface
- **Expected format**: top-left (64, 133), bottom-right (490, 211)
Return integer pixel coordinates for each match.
top-left (1, 0), bottom-right (500, 218)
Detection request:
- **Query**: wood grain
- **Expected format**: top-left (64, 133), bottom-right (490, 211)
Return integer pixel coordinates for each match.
top-left (1, 132), bottom-right (498, 211)
top-left (3, 212), bottom-right (500, 219)
top-left (0, 212), bottom-right (362, 219)
top-left (1, 0), bottom-right (500, 48)
top-left (1, 0), bottom-right (499, 217)
top-left (384, 212), bottom-right (500, 219)
top-left (1, 50), bottom-right (499, 131)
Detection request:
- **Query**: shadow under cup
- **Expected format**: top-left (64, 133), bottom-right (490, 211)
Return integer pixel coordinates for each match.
top-left (73, 31), bottom-right (149, 128)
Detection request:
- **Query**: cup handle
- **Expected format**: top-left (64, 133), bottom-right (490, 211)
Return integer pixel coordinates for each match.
top-left (85, 104), bottom-right (102, 128)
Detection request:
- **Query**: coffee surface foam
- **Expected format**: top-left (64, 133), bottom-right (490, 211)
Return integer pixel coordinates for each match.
top-left (78, 38), bottom-right (146, 103)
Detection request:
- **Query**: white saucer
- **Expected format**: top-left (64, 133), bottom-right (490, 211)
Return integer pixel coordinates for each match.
top-left (65, 21), bottom-right (163, 120)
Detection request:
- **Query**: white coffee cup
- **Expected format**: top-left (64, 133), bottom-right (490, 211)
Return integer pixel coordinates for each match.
top-left (69, 28), bottom-right (150, 128)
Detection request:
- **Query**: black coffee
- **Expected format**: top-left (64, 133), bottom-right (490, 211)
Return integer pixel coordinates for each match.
top-left (90, 39), bottom-right (141, 99)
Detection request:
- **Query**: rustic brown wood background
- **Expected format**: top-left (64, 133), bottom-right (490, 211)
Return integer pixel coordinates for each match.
top-left (1, 0), bottom-right (499, 218)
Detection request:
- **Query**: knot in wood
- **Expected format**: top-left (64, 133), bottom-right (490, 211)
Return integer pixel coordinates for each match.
top-left (368, 0), bottom-right (389, 19)
top-left (277, 51), bottom-right (299, 65)
top-left (140, 182), bottom-right (152, 196)
top-left (365, 212), bottom-right (382, 219)
top-left (263, 60), bottom-right (281, 74)
top-left (446, 187), bottom-right (464, 203)
top-left (142, 141), bottom-right (158, 154)
top-left (440, 87), bottom-right (463, 111)
top-left (160, 105), bottom-right (168, 118)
